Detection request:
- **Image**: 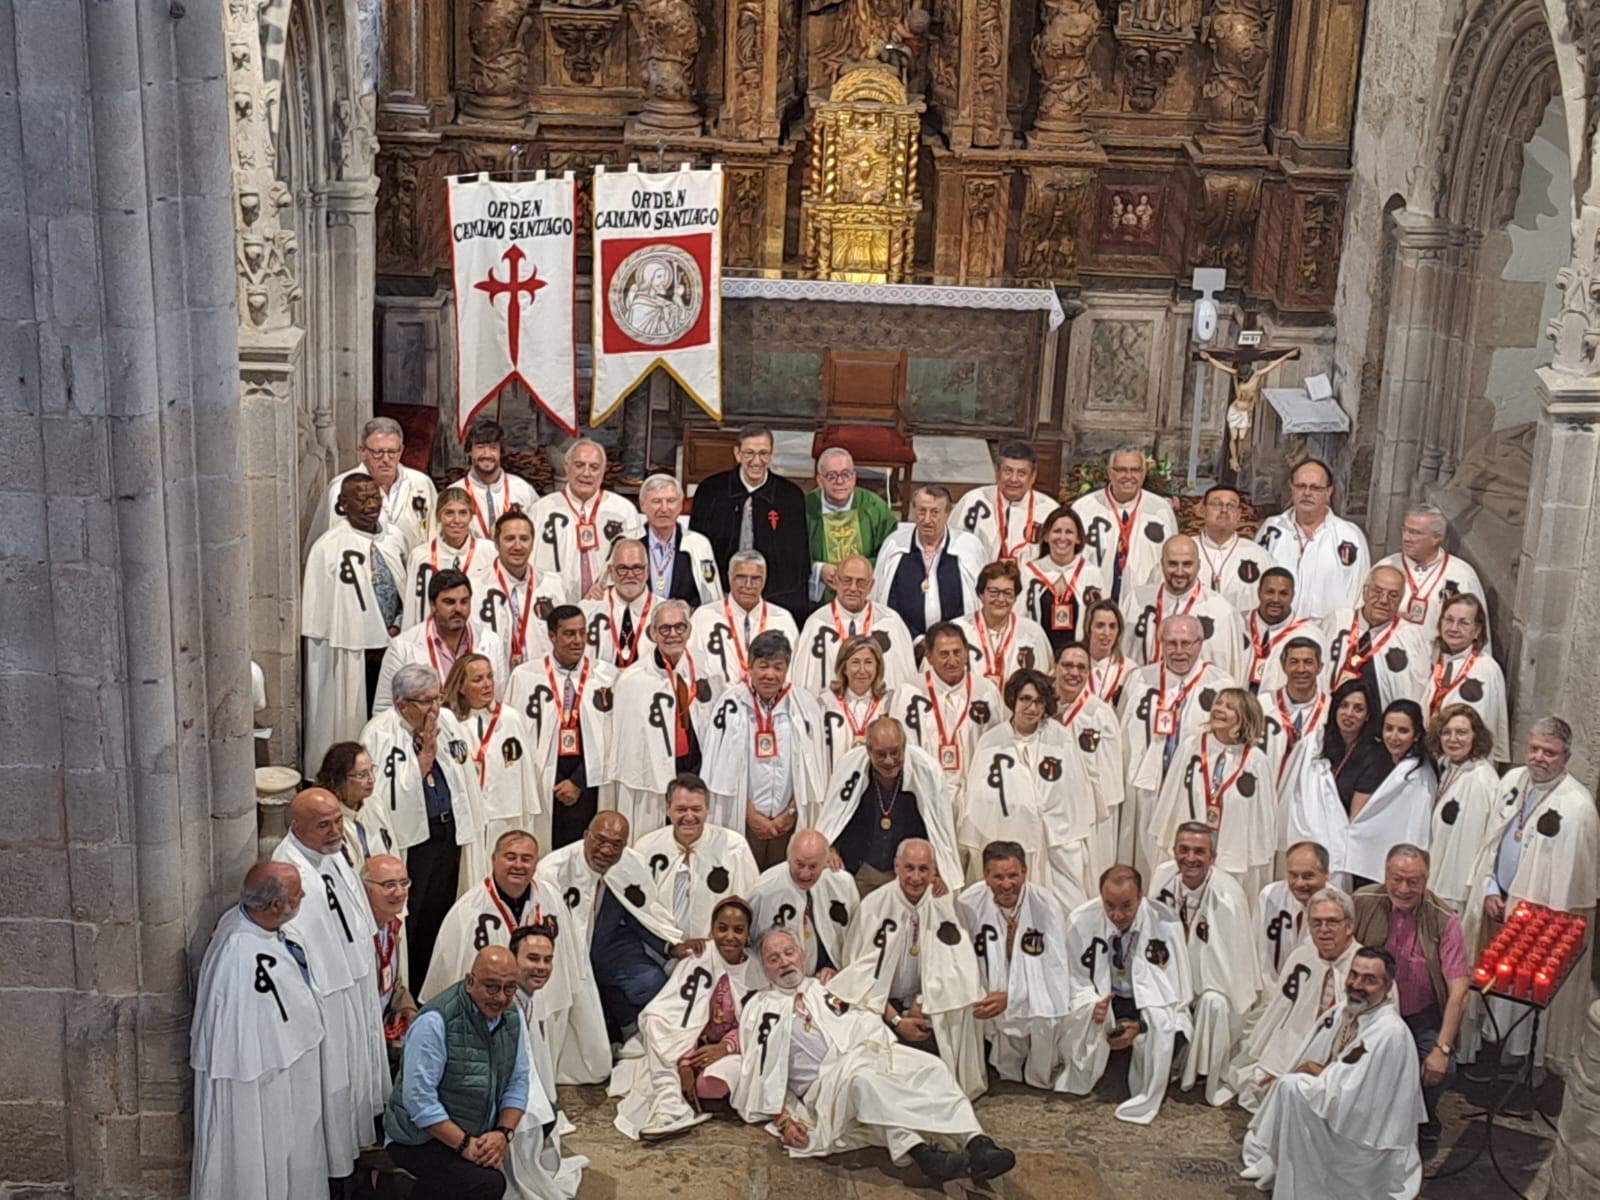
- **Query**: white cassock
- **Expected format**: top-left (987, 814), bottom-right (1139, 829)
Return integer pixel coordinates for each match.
top-left (357, 707), bottom-right (484, 873)
top-left (959, 722), bottom-right (1099, 909)
top-left (372, 619), bottom-right (509, 713)
top-left (951, 485), bottom-right (1059, 561)
top-left (1256, 510), bottom-right (1370, 621)
top-left (460, 470), bottom-right (540, 541)
top-left (1462, 769), bottom-right (1598, 1074)
top-left (700, 682), bottom-right (828, 835)
top-left (505, 991), bottom-right (586, 1200)
top-left (749, 862), bottom-right (860, 975)
top-left (889, 671), bottom-right (1005, 818)
top-left (1018, 551), bottom-right (1110, 645)
top-left (529, 487), bottom-right (642, 596)
top-left (402, 535), bottom-right (495, 629)
top-left (634, 824), bottom-right (761, 938)
top-left (731, 978), bottom-right (983, 1162)
top-left (1427, 758), bottom-right (1501, 910)
top-left (1116, 660), bottom-right (1237, 870)
top-left (1240, 611), bottom-right (1327, 694)
top-left (468, 560), bottom-right (571, 671)
top-left (1090, 652), bottom-right (1135, 707)
top-left (1121, 584), bottom-right (1245, 681)
top-left (815, 744), bottom-right (963, 884)
top-left (1196, 532), bottom-right (1278, 612)
top-left (609, 951), bottom-right (765, 1139)
top-left (312, 464), bottom-right (437, 555)
top-left (1150, 863), bottom-right (1260, 1106)
top-left (1057, 690), bottom-right (1125, 880)
top-left (1287, 756), bottom-right (1436, 886)
top-left (601, 649), bottom-right (718, 840)
top-left (1071, 487), bottom-right (1179, 599)
top-left (1228, 938), bottom-right (1359, 1112)
top-left (956, 880), bottom-right (1074, 1088)
top-left (1322, 609), bottom-right (1432, 707)
top-left (504, 653), bottom-right (617, 823)
top-left (1147, 733), bottom-right (1277, 893)
top-left (833, 884), bottom-right (988, 1098)
top-left (816, 689), bottom-right (893, 777)
top-left (579, 589), bottom-right (655, 669)
top-left (417, 875), bottom-right (573, 1010)
top-left (190, 906), bottom-right (329, 1200)
top-left (688, 597), bottom-right (802, 684)
top-left (793, 600), bottom-right (918, 695)
top-left (460, 702), bottom-right (544, 854)
top-left (645, 518), bottom-right (723, 605)
top-left (1425, 646), bottom-right (1509, 761)
top-left (1255, 879), bottom-right (1312, 984)
top-left (1057, 897), bottom-right (1193, 1123)
top-left (1259, 687), bottom-right (1329, 802)
top-left (1240, 1000), bottom-right (1425, 1198)
top-left (955, 611), bottom-right (1056, 700)
top-left (1376, 550), bottom-right (1492, 652)
top-left (871, 524), bottom-right (986, 633)
top-left (301, 520), bottom-right (407, 775)
top-left (270, 835), bottom-right (387, 1170)
top-left (534, 841), bottom-right (685, 1083)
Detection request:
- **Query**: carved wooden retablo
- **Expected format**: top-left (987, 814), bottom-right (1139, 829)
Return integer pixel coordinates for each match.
top-left (800, 64), bottom-right (924, 284)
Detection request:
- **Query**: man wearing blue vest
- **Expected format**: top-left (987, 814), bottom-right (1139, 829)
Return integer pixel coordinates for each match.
top-left (385, 946), bottom-right (530, 1199)
top-left (871, 485), bottom-right (986, 640)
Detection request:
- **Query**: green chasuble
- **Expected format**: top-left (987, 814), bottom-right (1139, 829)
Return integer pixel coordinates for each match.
top-left (805, 487), bottom-right (899, 577)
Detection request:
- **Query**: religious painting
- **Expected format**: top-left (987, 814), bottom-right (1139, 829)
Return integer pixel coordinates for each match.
top-left (1098, 184), bottom-right (1163, 249)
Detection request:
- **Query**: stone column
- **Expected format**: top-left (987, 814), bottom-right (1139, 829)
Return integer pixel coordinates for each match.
top-left (0, 3), bottom-right (254, 1194)
top-left (1550, 1001), bottom-right (1600, 1199)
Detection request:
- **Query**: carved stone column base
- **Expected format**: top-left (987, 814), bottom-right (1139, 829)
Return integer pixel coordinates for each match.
top-left (630, 105), bottom-right (703, 135)
top-left (459, 96), bottom-right (530, 123)
top-left (1195, 126), bottom-right (1268, 154)
top-left (1025, 125), bottom-right (1096, 151)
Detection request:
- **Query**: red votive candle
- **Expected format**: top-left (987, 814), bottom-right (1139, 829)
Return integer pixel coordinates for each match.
top-left (1533, 970), bottom-right (1554, 1004)
top-left (1474, 965), bottom-right (1494, 988)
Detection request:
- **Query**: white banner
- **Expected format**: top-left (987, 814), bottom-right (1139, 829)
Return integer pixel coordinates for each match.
top-left (591, 163), bottom-right (723, 425)
top-left (447, 172), bottom-right (577, 438)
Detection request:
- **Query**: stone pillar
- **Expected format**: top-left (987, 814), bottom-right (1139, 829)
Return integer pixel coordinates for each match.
top-left (1550, 1000), bottom-right (1600, 1199)
top-left (1507, 369), bottom-right (1600, 773)
top-left (0, 3), bottom-right (254, 1194)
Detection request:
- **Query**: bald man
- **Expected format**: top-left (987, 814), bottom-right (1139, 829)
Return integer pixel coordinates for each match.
top-left (192, 862), bottom-right (328, 1199)
top-left (363, 854), bottom-right (418, 1042)
top-left (272, 789), bottom-right (388, 1181)
top-left (1321, 565), bottom-right (1431, 706)
top-left (385, 946), bottom-right (532, 1199)
top-left (749, 828), bottom-right (861, 978)
top-left (1120, 535), bottom-right (1244, 679)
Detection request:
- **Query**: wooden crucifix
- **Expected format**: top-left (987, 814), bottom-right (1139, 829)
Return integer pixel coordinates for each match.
top-left (1193, 341), bottom-right (1301, 478)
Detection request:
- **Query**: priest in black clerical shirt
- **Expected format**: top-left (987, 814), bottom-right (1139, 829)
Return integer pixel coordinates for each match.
top-left (689, 424), bottom-right (809, 618)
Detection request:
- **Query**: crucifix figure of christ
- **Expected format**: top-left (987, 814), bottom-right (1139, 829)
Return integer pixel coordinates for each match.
top-left (1195, 344), bottom-right (1301, 477)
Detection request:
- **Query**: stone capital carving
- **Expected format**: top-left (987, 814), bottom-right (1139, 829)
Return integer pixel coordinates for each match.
top-left (1028, 0), bottom-right (1099, 147)
top-left (1548, 208), bottom-right (1600, 377)
top-left (633, 0), bottom-right (703, 131)
top-left (462, 0), bottom-right (536, 119)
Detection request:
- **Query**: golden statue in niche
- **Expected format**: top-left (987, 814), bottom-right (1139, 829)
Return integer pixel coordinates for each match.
top-left (800, 63), bottom-right (924, 283)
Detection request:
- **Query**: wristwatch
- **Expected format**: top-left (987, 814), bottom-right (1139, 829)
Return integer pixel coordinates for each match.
top-left (493, 1125), bottom-right (516, 1141)
top-left (1436, 1042), bottom-right (1454, 1057)
top-left (888, 1012), bottom-right (903, 1028)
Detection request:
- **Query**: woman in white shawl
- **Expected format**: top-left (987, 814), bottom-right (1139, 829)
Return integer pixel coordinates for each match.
top-left (443, 652), bottom-right (543, 859)
top-left (1424, 703), bottom-right (1501, 911)
top-left (1019, 505), bottom-right (1109, 659)
top-left (1084, 599), bottom-right (1133, 707)
top-left (402, 486), bottom-right (493, 627)
top-left (1428, 593), bottom-right (1509, 761)
top-left (817, 635), bottom-right (890, 777)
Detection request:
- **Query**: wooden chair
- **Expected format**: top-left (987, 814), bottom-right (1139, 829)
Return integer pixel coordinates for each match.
top-left (812, 348), bottom-right (917, 511)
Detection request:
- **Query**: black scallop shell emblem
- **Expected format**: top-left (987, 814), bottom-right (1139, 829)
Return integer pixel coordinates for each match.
top-left (706, 865), bottom-right (730, 894)
top-left (1239, 560), bottom-right (1261, 583)
top-left (594, 687), bottom-right (614, 713)
top-left (1195, 918), bottom-right (1211, 944)
top-left (936, 920), bottom-right (962, 946)
top-left (1039, 756), bottom-right (1063, 782)
top-left (829, 899), bottom-right (851, 927)
top-left (1384, 648), bottom-right (1409, 671)
top-left (1144, 938), bottom-right (1170, 966)
top-left (1078, 728), bottom-right (1101, 753)
top-left (1237, 771), bottom-right (1257, 797)
top-left (1459, 678), bottom-right (1485, 702)
top-left (1439, 799), bottom-right (1460, 826)
top-left (694, 678), bottom-right (712, 702)
top-left (1198, 688), bottom-right (1217, 710)
top-left (535, 597), bottom-right (554, 619)
top-left (603, 519), bottom-right (624, 540)
top-left (623, 883), bottom-right (647, 907)
top-left (871, 630), bottom-right (891, 652)
top-left (969, 700), bottom-right (992, 723)
top-left (1198, 615), bottom-right (1215, 639)
top-left (501, 737), bottom-right (524, 765)
top-left (1537, 809), bottom-right (1563, 838)
top-left (1020, 929), bottom-right (1045, 957)
top-left (1336, 541), bottom-right (1357, 566)
top-left (1144, 521), bottom-right (1165, 544)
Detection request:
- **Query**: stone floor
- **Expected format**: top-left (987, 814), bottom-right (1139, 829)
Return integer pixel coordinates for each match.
top-left (550, 1064), bottom-right (1562, 1199)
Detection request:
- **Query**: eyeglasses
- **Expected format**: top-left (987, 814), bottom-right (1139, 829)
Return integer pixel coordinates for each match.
top-left (612, 564), bottom-right (647, 575)
top-left (472, 981), bottom-right (521, 997)
top-left (374, 879), bottom-right (412, 893)
top-left (1292, 482), bottom-right (1330, 494)
top-left (982, 588), bottom-right (1016, 600)
top-left (348, 769), bottom-right (375, 782)
top-left (820, 470), bottom-right (855, 484)
top-left (655, 621), bottom-right (690, 634)
top-left (362, 446), bottom-right (402, 459)
top-left (737, 447), bottom-right (774, 460)
top-left (1015, 694), bottom-right (1045, 707)
top-left (400, 694), bottom-right (443, 708)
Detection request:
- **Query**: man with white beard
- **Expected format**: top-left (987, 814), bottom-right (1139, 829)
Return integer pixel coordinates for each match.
top-left (732, 928), bottom-right (1017, 1185)
top-left (750, 829), bottom-right (860, 978)
top-left (832, 840), bottom-right (988, 1098)
top-left (578, 538), bottom-right (654, 668)
top-left (1256, 841), bottom-right (1331, 982)
top-left (190, 862), bottom-right (328, 1200)
top-left (1240, 946), bottom-right (1426, 1198)
top-left (1058, 865), bottom-right (1193, 1124)
top-left (792, 554), bottom-right (918, 693)
top-left (1150, 824), bottom-right (1259, 1106)
top-left (270, 789), bottom-right (388, 1183)
top-left (1230, 887), bottom-right (1360, 1112)
top-left (955, 841), bottom-right (1074, 1089)
top-left (505, 926), bottom-right (587, 1200)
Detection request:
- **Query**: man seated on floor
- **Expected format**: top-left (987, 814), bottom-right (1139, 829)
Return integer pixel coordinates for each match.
top-left (1241, 947), bottom-right (1426, 1198)
top-left (732, 928), bottom-right (1018, 1186)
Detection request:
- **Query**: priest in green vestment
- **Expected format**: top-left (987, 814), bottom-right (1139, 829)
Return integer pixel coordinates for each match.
top-left (807, 448), bottom-right (899, 603)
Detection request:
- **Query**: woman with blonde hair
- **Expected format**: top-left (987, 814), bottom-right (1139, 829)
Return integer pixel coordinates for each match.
top-left (442, 651), bottom-right (545, 852)
top-left (401, 485), bottom-right (493, 627)
top-left (818, 634), bottom-right (888, 775)
top-left (1425, 702), bottom-right (1501, 909)
top-left (1148, 686), bottom-right (1276, 893)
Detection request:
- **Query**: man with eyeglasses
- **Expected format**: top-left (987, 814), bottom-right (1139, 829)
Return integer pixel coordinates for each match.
top-left (579, 538), bottom-right (654, 668)
top-left (602, 599), bottom-right (720, 839)
top-left (360, 662), bottom-right (483, 980)
top-left (1119, 534), bottom-right (1245, 680)
top-left (686, 550), bottom-right (802, 684)
top-left (1321, 564), bottom-right (1430, 706)
top-left (1375, 500), bottom-right (1492, 649)
top-left (1195, 484), bottom-right (1276, 610)
top-left (873, 484), bottom-right (986, 638)
top-left (689, 424), bottom-right (810, 618)
top-left (1256, 458), bottom-right (1370, 620)
top-left (806, 448), bottom-right (897, 603)
top-left (309, 415), bottom-right (439, 555)
top-left (363, 854), bottom-right (420, 1050)
top-left (1071, 445), bottom-right (1180, 601)
top-left (792, 553), bottom-right (918, 694)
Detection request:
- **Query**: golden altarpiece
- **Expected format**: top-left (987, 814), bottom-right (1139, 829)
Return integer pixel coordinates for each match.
top-left (372, 0), bottom-right (1370, 461)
